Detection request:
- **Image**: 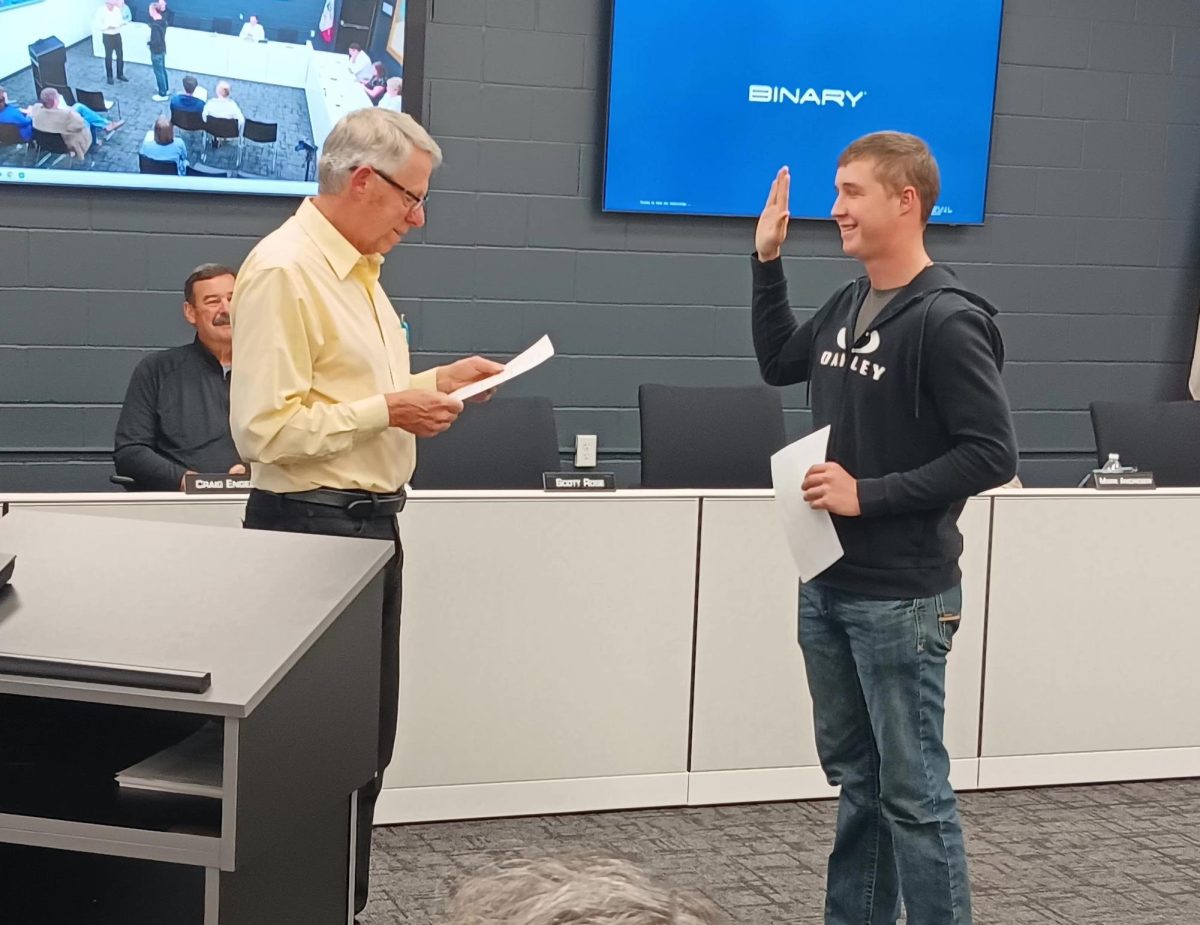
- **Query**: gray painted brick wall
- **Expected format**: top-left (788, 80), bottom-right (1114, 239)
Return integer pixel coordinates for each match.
top-left (1, 0), bottom-right (1198, 490)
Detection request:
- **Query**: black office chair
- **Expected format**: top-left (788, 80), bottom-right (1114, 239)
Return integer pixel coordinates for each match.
top-left (409, 397), bottom-right (561, 489)
top-left (74, 87), bottom-right (120, 122)
top-left (276, 27), bottom-right (300, 43)
top-left (31, 128), bottom-right (77, 168)
top-left (240, 118), bottom-right (278, 175)
top-left (0, 123), bottom-right (32, 165)
top-left (171, 106), bottom-right (204, 133)
top-left (638, 384), bottom-right (787, 488)
top-left (212, 17), bottom-right (234, 34)
top-left (1089, 400), bottom-right (1200, 487)
top-left (202, 116), bottom-right (241, 165)
top-left (170, 105), bottom-right (205, 155)
top-left (109, 474), bottom-right (138, 491)
top-left (186, 162), bottom-right (229, 178)
top-left (139, 153), bottom-right (178, 174)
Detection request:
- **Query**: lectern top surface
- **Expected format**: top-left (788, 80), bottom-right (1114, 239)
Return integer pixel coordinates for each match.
top-left (0, 510), bottom-right (392, 716)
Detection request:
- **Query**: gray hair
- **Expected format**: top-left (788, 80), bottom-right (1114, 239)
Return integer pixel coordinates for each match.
top-left (317, 108), bottom-right (442, 195)
top-left (439, 858), bottom-right (727, 925)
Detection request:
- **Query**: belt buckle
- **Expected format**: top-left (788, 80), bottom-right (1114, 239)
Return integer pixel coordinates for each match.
top-left (345, 493), bottom-right (376, 519)
top-left (345, 491), bottom-right (404, 519)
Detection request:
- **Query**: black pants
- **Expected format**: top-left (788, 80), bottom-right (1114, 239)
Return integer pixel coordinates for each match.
top-left (102, 32), bottom-right (124, 80)
top-left (243, 488), bottom-right (403, 915)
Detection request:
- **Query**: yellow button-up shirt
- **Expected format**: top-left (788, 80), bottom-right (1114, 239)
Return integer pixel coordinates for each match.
top-left (229, 199), bottom-right (438, 493)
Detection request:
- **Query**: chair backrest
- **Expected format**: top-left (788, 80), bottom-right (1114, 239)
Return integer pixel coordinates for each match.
top-left (276, 27), bottom-right (299, 43)
top-left (35, 83), bottom-right (75, 107)
top-left (409, 397), bottom-right (561, 490)
top-left (639, 384), bottom-right (787, 488)
top-left (32, 128), bottom-right (69, 154)
top-left (243, 118), bottom-right (277, 144)
top-left (205, 116), bottom-right (240, 139)
top-left (74, 88), bottom-right (106, 113)
top-left (212, 17), bottom-right (233, 34)
top-left (186, 163), bottom-right (228, 177)
top-left (171, 106), bottom-right (205, 132)
top-left (139, 153), bottom-right (178, 174)
top-left (0, 123), bottom-right (27, 146)
top-left (1089, 401), bottom-right (1200, 487)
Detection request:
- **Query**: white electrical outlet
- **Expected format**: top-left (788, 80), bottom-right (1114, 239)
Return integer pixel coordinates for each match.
top-left (574, 434), bottom-right (598, 468)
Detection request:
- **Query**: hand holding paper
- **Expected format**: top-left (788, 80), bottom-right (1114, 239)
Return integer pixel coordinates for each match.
top-left (437, 355), bottom-right (506, 402)
top-left (449, 335), bottom-right (555, 401)
top-left (770, 425), bottom-right (844, 581)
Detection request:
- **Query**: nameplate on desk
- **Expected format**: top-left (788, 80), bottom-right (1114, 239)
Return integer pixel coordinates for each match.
top-left (183, 474), bottom-right (251, 494)
top-left (1091, 471), bottom-right (1156, 490)
top-left (542, 472), bottom-right (616, 492)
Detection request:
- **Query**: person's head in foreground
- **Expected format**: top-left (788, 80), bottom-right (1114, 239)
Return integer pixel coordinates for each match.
top-left (438, 857), bottom-right (727, 925)
top-left (315, 107), bottom-right (442, 256)
top-left (831, 130), bottom-right (940, 263)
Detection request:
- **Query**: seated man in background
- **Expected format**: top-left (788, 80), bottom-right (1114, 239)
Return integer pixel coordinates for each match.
top-left (239, 14), bottom-right (265, 41)
top-left (0, 86), bottom-right (33, 141)
top-left (139, 115), bottom-right (188, 174)
top-left (347, 42), bottom-right (374, 81)
top-left (29, 88), bottom-right (123, 157)
top-left (377, 76), bottom-right (402, 112)
top-left (114, 264), bottom-right (245, 490)
top-left (440, 858), bottom-right (726, 925)
top-left (170, 75), bottom-right (207, 113)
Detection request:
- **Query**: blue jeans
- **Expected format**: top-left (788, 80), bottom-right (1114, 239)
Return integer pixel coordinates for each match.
top-left (799, 580), bottom-right (971, 925)
top-left (72, 103), bottom-right (108, 145)
top-left (151, 52), bottom-right (168, 95)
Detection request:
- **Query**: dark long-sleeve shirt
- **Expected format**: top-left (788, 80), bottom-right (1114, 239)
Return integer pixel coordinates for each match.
top-left (113, 338), bottom-right (241, 490)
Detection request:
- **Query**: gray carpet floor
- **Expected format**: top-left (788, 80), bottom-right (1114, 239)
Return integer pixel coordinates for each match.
top-left (1, 38), bottom-right (314, 180)
top-left (360, 779), bottom-right (1200, 924)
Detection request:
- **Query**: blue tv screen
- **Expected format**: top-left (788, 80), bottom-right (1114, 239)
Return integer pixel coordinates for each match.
top-left (603, 1), bottom-right (1004, 224)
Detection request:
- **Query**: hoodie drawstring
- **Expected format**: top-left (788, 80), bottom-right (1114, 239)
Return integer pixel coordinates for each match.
top-left (914, 298), bottom-right (936, 420)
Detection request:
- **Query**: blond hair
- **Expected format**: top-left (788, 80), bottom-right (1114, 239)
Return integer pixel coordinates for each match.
top-left (439, 858), bottom-right (726, 925)
top-left (317, 108), bottom-right (442, 194)
top-left (838, 131), bottom-right (941, 224)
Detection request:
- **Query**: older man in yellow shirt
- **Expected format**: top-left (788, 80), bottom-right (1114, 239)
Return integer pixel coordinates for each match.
top-left (229, 108), bottom-right (502, 916)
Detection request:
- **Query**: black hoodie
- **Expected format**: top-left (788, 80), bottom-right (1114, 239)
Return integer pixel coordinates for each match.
top-left (752, 257), bottom-right (1018, 599)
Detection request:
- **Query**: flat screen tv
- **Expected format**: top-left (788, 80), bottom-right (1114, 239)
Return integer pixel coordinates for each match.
top-left (603, 0), bottom-right (1004, 224)
top-left (0, 0), bottom-right (424, 196)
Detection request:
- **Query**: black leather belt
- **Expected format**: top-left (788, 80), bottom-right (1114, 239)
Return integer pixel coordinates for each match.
top-left (277, 488), bottom-right (407, 519)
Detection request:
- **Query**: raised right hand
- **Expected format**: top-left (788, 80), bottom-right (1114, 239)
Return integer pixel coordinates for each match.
top-left (385, 390), bottom-right (464, 437)
top-left (754, 166), bottom-right (791, 262)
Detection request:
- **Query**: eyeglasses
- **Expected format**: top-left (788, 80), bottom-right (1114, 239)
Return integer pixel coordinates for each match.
top-left (360, 165), bottom-right (429, 214)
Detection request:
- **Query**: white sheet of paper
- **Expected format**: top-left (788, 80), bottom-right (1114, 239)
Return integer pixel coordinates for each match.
top-left (770, 425), bottom-right (845, 581)
top-left (449, 335), bottom-right (555, 401)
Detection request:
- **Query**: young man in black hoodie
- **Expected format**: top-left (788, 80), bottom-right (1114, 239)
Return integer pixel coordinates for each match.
top-left (751, 133), bottom-right (1017, 925)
